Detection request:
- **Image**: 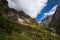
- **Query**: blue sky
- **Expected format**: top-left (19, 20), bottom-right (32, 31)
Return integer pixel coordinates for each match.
top-left (36, 0), bottom-right (60, 22)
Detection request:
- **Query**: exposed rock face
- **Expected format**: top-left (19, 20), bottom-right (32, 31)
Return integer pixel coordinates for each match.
top-left (42, 5), bottom-right (60, 34)
top-left (48, 5), bottom-right (60, 34)
top-left (17, 11), bottom-right (38, 25)
top-left (42, 15), bottom-right (53, 27)
top-left (0, 0), bottom-right (38, 25)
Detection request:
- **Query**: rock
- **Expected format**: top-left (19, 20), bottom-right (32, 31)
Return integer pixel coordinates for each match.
top-left (0, 0), bottom-right (39, 25)
top-left (49, 5), bottom-right (60, 34)
top-left (42, 5), bottom-right (60, 34)
top-left (42, 15), bottom-right (53, 27)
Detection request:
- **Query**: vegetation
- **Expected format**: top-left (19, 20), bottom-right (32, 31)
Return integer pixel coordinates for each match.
top-left (0, 14), bottom-right (60, 40)
top-left (0, 1), bottom-right (60, 40)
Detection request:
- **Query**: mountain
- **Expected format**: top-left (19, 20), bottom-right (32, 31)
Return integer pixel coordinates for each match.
top-left (48, 5), bottom-right (60, 34)
top-left (42, 5), bottom-right (60, 34)
top-left (0, 0), bottom-right (60, 40)
top-left (4, 8), bottom-right (39, 25)
top-left (42, 15), bottom-right (53, 27)
top-left (0, 0), bottom-right (38, 25)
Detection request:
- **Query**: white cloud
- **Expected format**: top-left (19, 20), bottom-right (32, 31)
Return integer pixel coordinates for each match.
top-left (40, 5), bottom-right (57, 21)
top-left (7, 0), bottom-right (47, 18)
top-left (44, 5), bottom-right (58, 16)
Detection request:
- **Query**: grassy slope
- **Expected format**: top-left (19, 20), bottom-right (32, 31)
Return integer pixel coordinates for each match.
top-left (0, 4), bottom-right (60, 40)
top-left (0, 14), bottom-right (60, 40)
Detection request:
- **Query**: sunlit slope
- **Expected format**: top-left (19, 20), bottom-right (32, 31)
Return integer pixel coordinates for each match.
top-left (0, 15), bottom-right (60, 40)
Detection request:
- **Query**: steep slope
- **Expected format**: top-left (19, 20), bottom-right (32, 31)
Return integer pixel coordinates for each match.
top-left (42, 15), bottom-right (53, 26)
top-left (0, 0), bottom-right (60, 40)
top-left (18, 11), bottom-right (39, 25)
top-left (42, 5), bottom-right (60, 34)
top-left (48, 5), bottom-right (60, 34)
top-left (0, 0), bottom-right (38, 25)
top-left (1, 15), bottom-right (60, 40)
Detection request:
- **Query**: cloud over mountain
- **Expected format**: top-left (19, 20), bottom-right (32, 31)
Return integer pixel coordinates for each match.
top-left (41, 5), bottom-right (57, 20)
top-left (7, 0), bottom-right (47, 18)
top-left (36, 0), bottom-right (60, 22)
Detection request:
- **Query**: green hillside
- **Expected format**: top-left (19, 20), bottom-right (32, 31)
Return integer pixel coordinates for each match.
top-left (0, 14), bottom-right (60, 40)
top-left (0, 0), bottom-right (60, 40)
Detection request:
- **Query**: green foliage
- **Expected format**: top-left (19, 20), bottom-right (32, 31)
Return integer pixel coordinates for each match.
top-left (0, 15), bottom-right (60, 40)
top-left (0, 0), bottom-right (60, 40)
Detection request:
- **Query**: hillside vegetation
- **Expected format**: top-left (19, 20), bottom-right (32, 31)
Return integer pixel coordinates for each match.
top-left (0, 14), bottom-right (60, 40)
top-left (0, 0), bottom-right (60, 40)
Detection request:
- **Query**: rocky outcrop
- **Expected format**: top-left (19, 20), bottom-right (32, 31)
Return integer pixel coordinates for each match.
top-left (0, 0), bottom-right (39, 25)
top-left (42, 15), bottom-right (53, 27)
top-left (48, 5), bottom-right (60, 34)
top-left (17, 11), bottom-right (38, 25)
top-left (42, 5), bottom-right (60, 34)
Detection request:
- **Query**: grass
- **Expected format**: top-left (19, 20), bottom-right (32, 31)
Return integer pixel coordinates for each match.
top-left (0, 3), bottom-right (60, 40)
top-left (0, 15), bottom-right (60, 40)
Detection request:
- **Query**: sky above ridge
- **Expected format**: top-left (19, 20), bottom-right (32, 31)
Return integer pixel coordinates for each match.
top-left (36, 0), bottom-right (60, 22)
top-left (7, 0), bottom-right (60, 22)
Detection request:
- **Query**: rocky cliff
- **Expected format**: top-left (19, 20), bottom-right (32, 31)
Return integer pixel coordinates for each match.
top-left (42, 15), bottom-right (53, 27)
top-left (48, 5), bottom-right (60, 34)
top-left (42, 5), bottom-right (60, 34)
top-left (0, 0), bottom-right (38, 25)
